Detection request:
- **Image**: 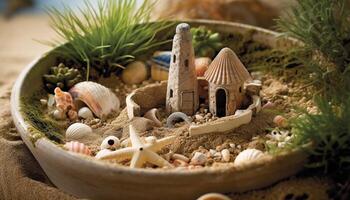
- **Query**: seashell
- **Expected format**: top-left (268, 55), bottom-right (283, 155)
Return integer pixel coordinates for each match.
top-left (262, 101), bottom-right (275, 110)
top-left (40, 99), bottom-right (48, 106)
top-left (95, 149), bottom-right (112, 159)
top-left (64, 141), bottom-right (91, 155)
top-left (195, 57), bottom-right (212, 77)
top-left (121, 61), bottom-right (148, 85)
top-left (100, 136), bottom-right (120, 150)
top-left (78, 107), bottom-right (94, 119)
top-left (190, 152), bottom-right (207, 165)
top-left (197, 193), bottom-right (232, 200)
top-left (145, 136), bottom-right (157, 144)
top-left (54, 87), bottom-right (75, 112)
top-left (53, 109), bottom-right (66, 120)
top-left (273, 115), bottom-right (287, 127)
top-left (66, 123), bottom-right (92, 141)
top-left (204, 48), bottom-right (251, 85)
top-left (166, 112), bottom-right (192, 128)
top-left (172, 153), bottom-right (190, 163)
top-left (221, 149), bottom-right (231, 162)
top-left (69, 81), bottom-right (120, 118)
top-left (233, 149), bottom-right (264, 166)
top-left (144, 108), bottom-right (162, 127)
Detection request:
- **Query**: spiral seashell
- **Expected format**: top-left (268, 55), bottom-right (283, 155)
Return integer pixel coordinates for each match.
top-left (66, 123), bottom-right (92, 141)
top-left (121, 61), bottom-right (148, 85)
top-left (197, 193), bottom-right (232, 200)
top-left (54, 87), bottom-right (75, 112)
top-left (273, 115), bottom-right (287, 127)
top-left (195, 57), bottom-right (212, 77)
top-left (166, 112), bottom-right (192, 128)
top-left (78, 107), bottom-right (94, 119)
top-left (64, 141), bottom-right (91, 155)
top-left (100, 136), bottom-right (120, 150)
top-left (69, 81), bottom-right (120, 118)
top-left (233, 149), bottom-right (264, 167)
top-left (144, 108), bottom-right (162, 127)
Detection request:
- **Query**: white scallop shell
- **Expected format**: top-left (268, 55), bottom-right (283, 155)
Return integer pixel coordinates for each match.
top-left (233, 149), bottom-right (264, 166)
top-left (69, 81), bottom-right (120, 118)
top-left (64, 141), bottom-right (91, 155)
top-left (100, 136), bottom-right (120, 150)
top-left (66, 123), bottom-right (92, 141)
top-left (78, 107), bottom-right (94, 119)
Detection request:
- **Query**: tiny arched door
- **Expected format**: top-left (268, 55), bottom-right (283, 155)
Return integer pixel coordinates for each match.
top-left (216, 89), bottom-right (226, 117)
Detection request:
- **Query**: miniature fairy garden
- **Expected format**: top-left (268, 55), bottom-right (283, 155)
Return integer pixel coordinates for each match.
top-left (21, 0), bottom-right (314, 170)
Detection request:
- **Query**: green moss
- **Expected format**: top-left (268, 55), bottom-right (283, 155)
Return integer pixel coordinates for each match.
top-left (20, 92), bottom-right (64, 143)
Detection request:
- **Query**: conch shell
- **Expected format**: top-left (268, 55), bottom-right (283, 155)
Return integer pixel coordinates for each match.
top-left (64, 141), bottom-right (91, 155)
top-left (69, 81), bottom-right (120, 118)
top-left (54, 87), bottom-right (77, 120)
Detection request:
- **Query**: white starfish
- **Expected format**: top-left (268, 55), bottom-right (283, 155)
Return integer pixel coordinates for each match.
top-left (96, 125), bottom-right (176, 168)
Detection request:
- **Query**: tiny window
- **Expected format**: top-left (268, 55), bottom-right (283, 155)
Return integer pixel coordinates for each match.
top-left (173, 55), bottom-right (176, 63)
top-left (239, 86), bottom-right (242, 93)
top-left (170, 89), bottom-right (173, 98)
top-left (185, 59), bottom-right (189, 68)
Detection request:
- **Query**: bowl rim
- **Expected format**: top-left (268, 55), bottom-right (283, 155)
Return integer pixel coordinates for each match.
top-left (10, 19), bottom-right (305, 177)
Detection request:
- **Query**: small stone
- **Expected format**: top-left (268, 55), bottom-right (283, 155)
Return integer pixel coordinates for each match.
top-left (221, 149), bottom-right (230, 162)
top-left (229, 143), bottom-right (235, 148)
top-left (40, 99), bottom-right (48, 106)
top-left (278, 142), bottom-right (286, 148)
top-left (78, 107), bottom-right (94, 119)
top-left (195, 114), bottom-right (204, 121)
top-left (237, 145), bottom-right (242, 149)
top-left (190, 152), bottom-right (207, 165)
top-left (53, 109), bottom-right (66, 120)
top-left (209, 149), bottom-right (216, 157)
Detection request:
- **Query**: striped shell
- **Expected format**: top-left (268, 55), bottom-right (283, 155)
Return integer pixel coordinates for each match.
top-left (65, 123), bottom-right (92, 141)
top-left (197, 193), bottom-right (232, 200)
top-left (54, 87), bottom-right (75, 112)
top-left (233, 149), bottom-right (264, 166)
top-left (64, 141), bottom-right (91, 155)
top-left (273, 115), bottom-right (287, 127)
top-left (69, 81), bottom-right (120, 118)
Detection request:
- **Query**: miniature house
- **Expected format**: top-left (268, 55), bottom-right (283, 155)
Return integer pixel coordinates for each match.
top-left (204, 48), bottom-right (251, 117)
top-left (166, 23), bottom-right (199, 115)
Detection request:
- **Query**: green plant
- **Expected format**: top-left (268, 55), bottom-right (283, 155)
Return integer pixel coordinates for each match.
top-left (46, 0), bottom-right (173, 78)
top-left (191, 26), bottom-right (223, 58)
top-left (43, 63), bottom-right (83, 93)
top-left (290, 95), bottom-right (350, 175)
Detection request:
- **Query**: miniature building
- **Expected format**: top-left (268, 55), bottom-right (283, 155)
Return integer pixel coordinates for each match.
top-left (204, 48), bottom-right (251, 117)
top-left (166, 23), bottom-right (199, 115)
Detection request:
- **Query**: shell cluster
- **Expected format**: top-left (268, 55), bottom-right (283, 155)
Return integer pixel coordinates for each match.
top-left (69, 81), bottom-right (120, 118)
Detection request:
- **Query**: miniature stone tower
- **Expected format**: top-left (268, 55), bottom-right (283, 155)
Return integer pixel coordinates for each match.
top-left (166, 23), bottom-right (199, 115)
top-left (204, 48), bottom-right (251, 117)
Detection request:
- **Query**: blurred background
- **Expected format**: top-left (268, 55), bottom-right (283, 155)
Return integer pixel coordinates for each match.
top-left (0, 0), bottom-right (290, 89)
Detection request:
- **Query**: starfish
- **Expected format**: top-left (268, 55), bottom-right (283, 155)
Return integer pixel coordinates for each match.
top-left (96, 125), bottom-right (176, 168)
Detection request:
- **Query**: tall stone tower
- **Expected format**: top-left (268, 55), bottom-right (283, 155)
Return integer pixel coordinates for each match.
top-left (166, 23), bottom-right (199, 115)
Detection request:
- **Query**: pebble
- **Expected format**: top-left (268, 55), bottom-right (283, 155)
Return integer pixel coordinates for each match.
top-left (195, 114), bottom-right (204, 121)
top-left (145, 136), bottom-right (157, 144)
top-left (40, 99), bottom-right (48, 106)
top-left (237, 145), bottom-right (242, 149)
top-left (172, 153), bottom-right (190, 163)
top-left (209, 149), bottom-right (216, 157)
top-left (229, 143), bottom-right (235, 148)
top-left (221, 149), bottom-right (230, 162)
top-left (190, 152), bottom-right (207, 165)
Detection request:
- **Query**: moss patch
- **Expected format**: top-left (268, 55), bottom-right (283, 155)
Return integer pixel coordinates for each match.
top-left (21, 92), bottom-right (64, 143)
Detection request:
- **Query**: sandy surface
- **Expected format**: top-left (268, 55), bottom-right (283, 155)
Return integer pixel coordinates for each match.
top-left (0, 14), bottom-right (54, 89)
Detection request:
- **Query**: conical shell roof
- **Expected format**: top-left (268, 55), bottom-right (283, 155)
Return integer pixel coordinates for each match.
top-left (204, 48), bottom-right (251, 85)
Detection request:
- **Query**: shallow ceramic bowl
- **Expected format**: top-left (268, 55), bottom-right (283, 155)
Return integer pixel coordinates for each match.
top-left (11, 20), bottom-right (306, 200)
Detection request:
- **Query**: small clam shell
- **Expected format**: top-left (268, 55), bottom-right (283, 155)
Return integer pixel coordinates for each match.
top-left (221, 149), bottom-right (231, 162)
top-left (78, 107), bottom-right (94, 119)
top-left (195, 57), bottom-right (212, 77)
top-left (233, 149), bottom-right (264, 166)
top-left (197, 193), bottom-right (232, 200)
top-left (66, 123), bottom-right (92, 141)
top-left (69, 81), bottom-right (120, 118)
top-left (145, 136), bottom-right (157, 144)
top-left (190, 152), bottom-right (207, 165)
top-left (166, 112), bottom-right (192, 128)
top-left (64, 141), bottom-right (91, 155)
top-left (144, 108), bottom-right (162, 127)
top-left (100, 136), bottom-right (120, 150)
top-left (273, 115), bottom-right (287, 127)
top-left (121, 61), bottom-right (148, 85)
